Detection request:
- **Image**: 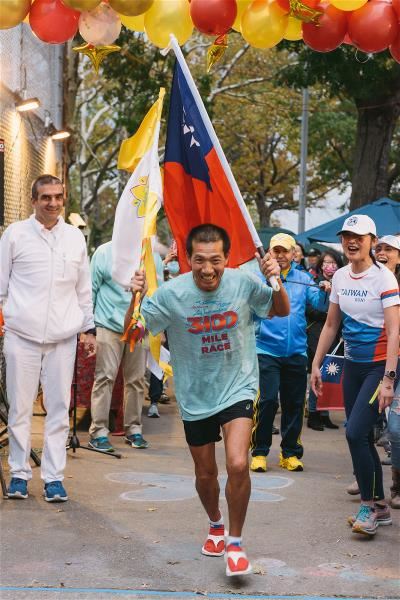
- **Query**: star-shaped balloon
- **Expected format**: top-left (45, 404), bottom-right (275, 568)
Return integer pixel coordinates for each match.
top-left (289, 0), bottom-right (323, 23)
top-left (73, 43), bottom-right (121, 73)
top-left (207, 34), bottom-right (228, 73)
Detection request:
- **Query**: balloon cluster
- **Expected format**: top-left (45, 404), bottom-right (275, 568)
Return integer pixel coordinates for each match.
top-left (1, 0), bottom-right (400, 66)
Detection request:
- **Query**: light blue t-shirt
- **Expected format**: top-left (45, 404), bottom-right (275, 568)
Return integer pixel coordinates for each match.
top-left (141, 268), bottom-right (273, 421)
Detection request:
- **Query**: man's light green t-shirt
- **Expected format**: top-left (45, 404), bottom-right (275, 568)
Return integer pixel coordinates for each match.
top-left (141, 268), bottom-right (273, 421)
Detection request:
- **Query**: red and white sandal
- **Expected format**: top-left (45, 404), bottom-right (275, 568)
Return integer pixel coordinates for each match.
top-left (225, 543), bottom-right (252, 576)
top-left (201, 525), bottom-right (225, 557)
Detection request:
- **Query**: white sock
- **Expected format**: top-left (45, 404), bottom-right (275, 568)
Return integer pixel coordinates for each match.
top-left (227, 535), bottom-right (242, 547)
top-left (209, 514), bottom-right (224, 528)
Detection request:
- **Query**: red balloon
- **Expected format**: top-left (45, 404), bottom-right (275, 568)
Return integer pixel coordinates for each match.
top-left (348, 1), bottom-right (398, 53)
top-left (29, 0), bottom-right (79, 43)
top-left (302, 4), bottom-right (347, 52)
top-left (190, 0), bottom-right (237, 36)
top-left (392, 0), bottom-right (400, 19)
top-left (390, 31), bottom-right (400, 63)
top-left (342, 32), bottom-right (353, 46)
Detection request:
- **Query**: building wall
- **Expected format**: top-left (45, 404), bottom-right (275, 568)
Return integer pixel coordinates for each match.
top-left (0, 24), bottom-right (65, 386)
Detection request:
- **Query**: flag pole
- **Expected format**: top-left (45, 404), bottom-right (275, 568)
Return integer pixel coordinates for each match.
top-left (166, 35), bottom-right (279, 292)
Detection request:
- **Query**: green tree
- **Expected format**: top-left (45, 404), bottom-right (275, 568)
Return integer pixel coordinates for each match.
top-left (278, 45), bottom-right (400, 209)
top-left (200, 39), bottom-right (356, 226)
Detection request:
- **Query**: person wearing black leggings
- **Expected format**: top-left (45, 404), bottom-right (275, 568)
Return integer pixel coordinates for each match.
top-left (311, 215), bottom-right (399, 537)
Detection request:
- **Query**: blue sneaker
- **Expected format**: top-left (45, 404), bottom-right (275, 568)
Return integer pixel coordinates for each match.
top-left (88, 436), bottom-right (115, 452)
top-left (8, 477), bottom-right (28, 499)
top-left (124, 433), bottom-right (149, 449)
top-left (44, 481), bottom-right (68, 502)
top-left (351, 504), bottom-right (378, 536)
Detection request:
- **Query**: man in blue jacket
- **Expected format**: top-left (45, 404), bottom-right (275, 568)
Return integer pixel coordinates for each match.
top-left (88, 241), bottom-right (149, 451)
top-left (250, 233), bottom-right (329, 473)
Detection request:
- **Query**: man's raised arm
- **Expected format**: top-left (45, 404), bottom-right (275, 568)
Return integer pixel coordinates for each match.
top-left (257, 252), bottom-right (290, 317)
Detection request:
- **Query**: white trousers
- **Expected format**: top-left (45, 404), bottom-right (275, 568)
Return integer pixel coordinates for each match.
top-left (4, 331), bottom-right (76, 483)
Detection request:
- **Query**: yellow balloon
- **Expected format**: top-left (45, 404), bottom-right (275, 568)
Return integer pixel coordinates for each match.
top-left (62, 0), bottom-right (101, 10)
top-left (284, 15), bottom-right (302, 41)
top-left (241, 0), bottom-right (288, 49)
top-left (330, 0), bottom-right (367, 10)
top-left (109, 0), bottom-right (153, 17)
top-left (144, 0), bottom-right (193, 49)
top-left (0, 0), bottom-right (30, 29)
top-left (120, 12), bottom-right (145, 31)
top-left (232, 0), bottom-right (251, 31)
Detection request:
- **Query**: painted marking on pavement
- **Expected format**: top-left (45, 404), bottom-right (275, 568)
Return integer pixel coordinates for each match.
top-left (0, 588), bottom-right (393, 599)
top-left (105, 472), bottom-right (293, 502)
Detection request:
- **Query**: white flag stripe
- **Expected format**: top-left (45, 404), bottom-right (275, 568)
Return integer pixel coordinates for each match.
top-left (111, 121), bottom-right (162, 288)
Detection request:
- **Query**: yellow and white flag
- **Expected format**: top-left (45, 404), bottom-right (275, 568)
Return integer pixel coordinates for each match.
top-left (112, 88), bottom-right (165, 288)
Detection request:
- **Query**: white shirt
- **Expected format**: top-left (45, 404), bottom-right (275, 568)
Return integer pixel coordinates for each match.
top-left (0, 215), bottom-right (94, 343)
top-left (330, 263), bottom-right (399, 362)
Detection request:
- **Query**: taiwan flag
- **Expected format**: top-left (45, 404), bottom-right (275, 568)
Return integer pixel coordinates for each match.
top-left (164, 61), bottom-right (257, 273)
top-left (317, 353), bottom-right (345, 411)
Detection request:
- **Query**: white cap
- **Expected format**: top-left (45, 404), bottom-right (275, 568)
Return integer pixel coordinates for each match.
top-left (377, 235), bottom-right (400, 251)
top-left (337, 214), bottom-right (377, 237)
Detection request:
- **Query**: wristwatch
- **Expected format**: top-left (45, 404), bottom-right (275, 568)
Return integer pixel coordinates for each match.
top-left (384, 370), bottom-right (396, 381)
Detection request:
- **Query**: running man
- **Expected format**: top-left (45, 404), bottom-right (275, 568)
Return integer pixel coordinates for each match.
top-left (127, 224), bottom-right (289, 576)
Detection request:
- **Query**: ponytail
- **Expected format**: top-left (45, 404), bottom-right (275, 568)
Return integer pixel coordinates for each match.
top-left (395, 264), bottom-right (400, 286)
top-left (370, 235), bottom-right (381, 269)
top-left (370, 248), bottom-right (381, 269)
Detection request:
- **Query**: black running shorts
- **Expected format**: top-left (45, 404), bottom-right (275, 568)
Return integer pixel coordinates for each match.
top-left (183, 400), bottom-right (254, 447)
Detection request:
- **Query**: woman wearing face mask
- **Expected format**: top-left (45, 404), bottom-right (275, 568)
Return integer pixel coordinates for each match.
top-left (311, 216), bottom-right (400, 537)
top-left (375, 235), bottom-right (400, 509)
top-left (306, 251), bottom-right (343, 431)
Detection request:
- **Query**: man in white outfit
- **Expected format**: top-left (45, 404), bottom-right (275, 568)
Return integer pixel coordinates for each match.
top-left (0, 174), bottom-right (96, 502)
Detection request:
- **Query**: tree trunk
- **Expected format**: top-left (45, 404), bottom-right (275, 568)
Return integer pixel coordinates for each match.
top-left (350, 90), bottom-right (400, 209)
top-left (255, 192), bottom-right (273, 227)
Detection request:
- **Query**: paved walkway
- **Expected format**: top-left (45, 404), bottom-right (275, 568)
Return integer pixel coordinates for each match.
top-left (0, 400), bottom-right (398, 600)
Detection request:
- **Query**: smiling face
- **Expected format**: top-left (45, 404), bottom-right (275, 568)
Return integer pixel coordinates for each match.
top-left (294, 244), bottom-right (304, 264)
top-left (375, 242), bottom-right (400, 274)
top-left (32, 182), bottom-right (65, 229)
top-left (189, 240), bottom-right (229, 292)
top-left (270, 245), bottom-right (295, 271)
top-left (341, 232), bottom-right (375, 264)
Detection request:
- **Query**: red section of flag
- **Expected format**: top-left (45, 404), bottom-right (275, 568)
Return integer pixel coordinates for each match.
top-left (164, 62), bottom-right (257, 273)
top-left (164, 149), bottom-right (255, 273)
top-left (317, 381), bottom-right (344, 411)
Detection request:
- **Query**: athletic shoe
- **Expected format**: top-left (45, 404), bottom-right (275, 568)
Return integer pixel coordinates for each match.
top-left (225, 543), bottom-right (252, 577)
top-left (346, 480), bottom-right (360, 495)
top-left (44, 481), bottom-right (68, 503)
top-left (351, 504), bottom-right (378, 536)
top-left (201, 525), bottom-right (225, 557)
top-left (159, 393), bottom-right (170, 404)
top-left (250, 456), bottom-right (267, 472)
top-left (148, 404), bottom-right (160, 418)
top-left (125, 433), bottom-right (149, 449)
top-left (88, 436), bottom-right (114, 452)
top-left (8, 477), bottom-right (28, 499)
top-left (279, 453), bottom-right (303, 471)
top-left (348, 503), bottom-right (392, 527)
